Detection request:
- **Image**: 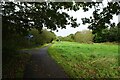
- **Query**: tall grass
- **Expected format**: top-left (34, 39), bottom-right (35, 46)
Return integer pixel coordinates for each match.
top-left (48, 41), bottom-right (119, 78)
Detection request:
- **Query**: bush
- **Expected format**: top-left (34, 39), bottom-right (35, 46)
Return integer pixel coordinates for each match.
top-left (74, 30), bottom-right (93, 43)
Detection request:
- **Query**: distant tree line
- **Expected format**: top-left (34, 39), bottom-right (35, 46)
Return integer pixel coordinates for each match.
top-left (58, 24), bottom-right (119, 43)
top-left (93, 24), bottom-right (120, 43)
top-left (58, 30), bottom-right (93, 43)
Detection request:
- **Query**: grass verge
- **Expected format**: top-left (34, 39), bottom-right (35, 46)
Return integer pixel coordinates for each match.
top-left (2, 52), bottom-right (31, 78)
top-left (21, 43), bottom-right (49, 50)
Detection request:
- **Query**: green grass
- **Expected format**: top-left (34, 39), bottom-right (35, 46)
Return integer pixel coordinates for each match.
top-left (48, 41), bottom-right (119, 78)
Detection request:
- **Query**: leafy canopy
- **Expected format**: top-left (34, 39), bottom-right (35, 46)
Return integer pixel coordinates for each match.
top-left (2, 1), bottom-right (120, 35)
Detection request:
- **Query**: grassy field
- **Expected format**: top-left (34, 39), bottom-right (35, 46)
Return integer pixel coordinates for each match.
top-left (48, 41), bottom-right (120, 78)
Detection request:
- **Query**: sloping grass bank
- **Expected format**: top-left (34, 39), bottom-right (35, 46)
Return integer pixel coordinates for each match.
top-left (48, 41), bottom-right (119, 78)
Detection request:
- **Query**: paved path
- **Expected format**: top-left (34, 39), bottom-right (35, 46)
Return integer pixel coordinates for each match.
top-left (23, 45), bottom-right (68, 78)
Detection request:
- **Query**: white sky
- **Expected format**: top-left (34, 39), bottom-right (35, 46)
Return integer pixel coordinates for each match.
top-left (53, 0), bottom-right (119, 37)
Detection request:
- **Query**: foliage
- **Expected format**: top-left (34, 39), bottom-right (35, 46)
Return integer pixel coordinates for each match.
top-left (2, 33), bottom-right (33, 53)
top-left (93, 25), bottom-right (120, 43)
top-left (81, 2), bottom-right (120, 34)
top-left (59, 30), bottom-right (93, 43)
top-left (74, 30), bottom-right (93, 43)
top-left (48, 41), bottom-right (119, 78)
top-left (2, 2), bottom-right (120, 35)
top-left (2, 52), bottom-right (31, 78)
top-left (2, 2), bottom-right (81, 36)
top-left (30, 29), bottom-right (56, 45)
top-left (58, 34), bottom-right (74, 42)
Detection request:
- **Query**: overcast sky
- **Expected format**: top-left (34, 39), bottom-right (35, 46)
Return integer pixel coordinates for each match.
top-left (53, 0), bottom-right (119, 37)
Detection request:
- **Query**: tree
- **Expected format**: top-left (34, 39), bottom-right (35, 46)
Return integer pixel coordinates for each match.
top-left (81, 2), bottom-right (120, 34)
top-left (2, 1), bottom-right (120, 36)
top-left (30, 29), bottom-right (56, 45)
top-left (59, 34), bottom-right (74, 42)
top-left (2, 2), bottom-right (81, 37)
top-left (93, 25), bottom-right (119, 43)
top-left (74, 30), bottom-right (93, 43)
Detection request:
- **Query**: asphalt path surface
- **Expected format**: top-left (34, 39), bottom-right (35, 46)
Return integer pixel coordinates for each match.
top-left (23, 45), bottom-right (68, 78)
